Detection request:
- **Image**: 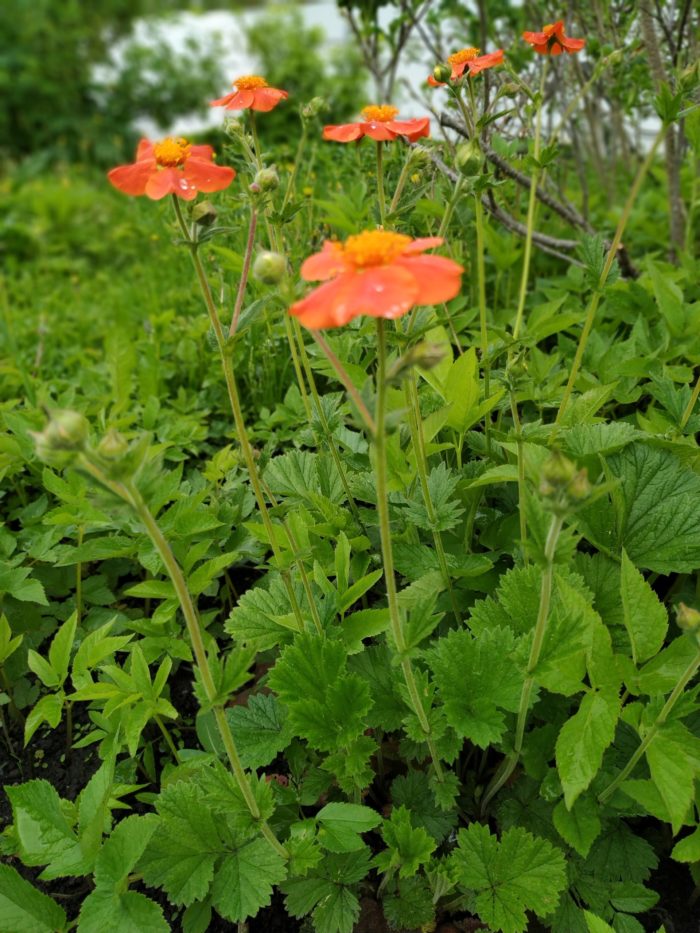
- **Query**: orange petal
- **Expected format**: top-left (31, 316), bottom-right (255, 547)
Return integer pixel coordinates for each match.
top-left (211, 89), bottom-right (254, 110)
top-left (342, 265), bottom-right (419, 321)
top-left (427, 74), bottom-right (444, 87)
top-left (323, 123), bottom-right (365, 142)
top-left (144, 168), bottom-right (181, 200)
top-left (362, 122), bottom-right (399, 141)
top-left (396, 255), bottom-right (464, 305)
top-left (468, 50), bottom-right (504, 74)
top-left (289, 276), bottom-right (356, 328)
top-left (190, 144), bottom-right (215, 161)
top-left (183, 159), bottom-right (236, 194)
top-left (386, 118), bottom-right (430, 141)
top-left (300, 242), bottom-right (347, 281)
top-left (136, 139), bottom-right (154, 160)
top-left (562, 36), bottom-right (585, 52)
top-left (522, 30), bottom-right (547, 44)
top-left (252, 87), bottom-right (289, 111)
top-left (107, 160), bottom-right (155, 197)
top-left (403, 236), bottom-right (445, 255)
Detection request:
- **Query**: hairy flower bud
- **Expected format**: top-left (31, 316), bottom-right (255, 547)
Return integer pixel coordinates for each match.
top-left (97, 428), bottom-right (130, 461)
top-left (224, 118), bottom-right (244, 139)
top-left (677, 602), bottom-right (700, 634)
top-left (301, 96), bottom-right (327, 120)
top-left (540, 451), bottom-right (591, 511)
top-left (192, 200), bottom-right (217, 227)
top-left (32, 409), bottom-right (89, 468)
top-left (253, 250), bottom-right (287, 285)
top-left (433, 62), bottom-right (452, 84)
top-left (253, 166), bottom-right (280, 192)
top-left (456, 140), bottom-right (484, 177)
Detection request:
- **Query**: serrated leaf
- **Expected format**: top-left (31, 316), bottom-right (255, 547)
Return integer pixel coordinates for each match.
top-left (553, 795), bottom-right (601, 857)
top-left (78, 890), bottom-right (168, 933)
top-left (579, 444), bottom-right (700, 573)
top-left (226, 694), bottom-right (293, 769)
top-left (645, 723), bottom-right (699, 834)
top-left (556, 690), bottom-right (620, 809)
top-left (620, 551), bottom-right (667, 665)
top-left (0, 863), bottom-right (67, 933)
top-left (48, 612), bottom-right (78, 684)
top-left (671, 827), bottom-right (700, 862)
top-left (210, 837), bottom-right (286, 923)
top-left (429, 626), bottom-right (523, 747)
top-left (392, 771), bottom-right (457, 842)
top-left (24, 693), bottom-right (63, 746)
top-left (451, 823), bottom-right (567, 933)
top-left (7, 780), bottom-right (84, 879)
top-left (316, 802), bottom-right (382, 853)
top-left (375, 805), bottom-right (436, 878)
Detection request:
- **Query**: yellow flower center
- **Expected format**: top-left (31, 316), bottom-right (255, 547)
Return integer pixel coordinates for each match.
top-left (234, 75), bottom-right (268, 90)
top-left (343, 230), bottom-right (412, 268)
top-left (361, 104), bottom-right (399, 123)
top-left (448, 47), bottom-right (480, 65)
top-left (153, 137), bottom-right (191, 168)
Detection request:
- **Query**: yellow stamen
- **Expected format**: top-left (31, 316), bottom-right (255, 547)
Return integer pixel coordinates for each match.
top-left (234, 75), bottom-right (268, 90)
top-left (361, 104), bottom-right (399, 123)
top-left (153, 137), bottom-right (191, 168)
top-left (448, 47), bottom-right (480, 65)
top-left (343, 230), bottom-right (411, 268)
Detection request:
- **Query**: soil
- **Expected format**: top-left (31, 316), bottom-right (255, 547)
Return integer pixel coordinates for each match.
top-left (2, 701), bottom-right (698, 933)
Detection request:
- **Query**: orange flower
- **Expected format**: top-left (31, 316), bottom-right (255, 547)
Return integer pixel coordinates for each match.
top-left (107, 138), bottom-right (235, 201)
top-left (522, 21), bottom-right (585, 55)
top-left (323, 105), bottom-right (430, 143)
top-left (428, 48), bottom-right (504, 85)
top-left (210, 75), bottom-right (289, 112)
top-left (289, 231), bottom-right (463, 329)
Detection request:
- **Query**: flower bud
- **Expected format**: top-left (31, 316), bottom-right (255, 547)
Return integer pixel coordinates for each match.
top-left (301, 96), bottom-right (326, 120)
top-left (43, 409), bottom-right (89, 451)
top-left (97, 428), bottom-right (130, 461)
top-left (192, 200), bottom-right (217, 227)
top-left (32, 434), bottom-right (78, 469)
top-left (224, 118), bottom-right (244, 139)
top-left (456, 139), bottom-right (484, 177)
top-left (387, 342), bottom-right (445, 383)
top-left (677, 602), bottom-right (700, 634)
top-left (540, 451), bottom-right (591, 510)
top-left (497, 82), bottom-right (521, 98)
top-left (253, 250), bottom-right (287, 285)
top-left (253, 166), bottom-right (279, 192)
top-left (433, 62), bottom-right (452, 84)
top-left (408, 144), bottom-right (431, 166)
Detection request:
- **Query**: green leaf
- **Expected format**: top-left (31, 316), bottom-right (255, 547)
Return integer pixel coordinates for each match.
top-left (391, 770), bottom-right (457, 842)
top-left (282, 850), bottom-right (370, 933)
top-left (584, 912), bottom-right (616, 933)
top-left (451, 823), bottom-right (567, 933)
top-left (139, 782), bottom-right (222, 906)
top-left (226, 694), bottom-right (293, 769)
top-left (645, 723), bottom-right (699, 834)
top-left (375, 805), bottom-right (436, 878)
top-left (77, 890), bottom-right (168, 933)
top-left (429, 626), bottom-right (523, 747)
top-left (340, 608), bottom-right (389, 653)
top-left (383, 876), bottom-right (435, 931)
top-left (210, 838), bottom-right (287, 923)
top-left (7, 780), bottom-right (84, 879)
top-left (225, 575), bottom-right (300, 651)
top-left (579, 444), bottom-right (700, 573)
top-left (0, 863), bottom-right (67, 933)
top-left (553, 795), bottom-right (601, 857)
top-left (94, 814), bottom-right (158, 889)
top-left (633, 636), bottom-right (698, 695)
top-left (24, 693), bottom-right (64, 746)
top-left (48, 612), bottom-right (78, 685)
top-left (444, 348), bottom-right (479, 431)
top-left (671, 827), bottom-right (700, 863)
top-left (556, 690), bottom-right (620, 809)
top-left (0, 614), bottom-right (22, 665)
top-left (316, 802), bottom-right (382, 853)
top-left (619, 551), bottom-right (667, 665)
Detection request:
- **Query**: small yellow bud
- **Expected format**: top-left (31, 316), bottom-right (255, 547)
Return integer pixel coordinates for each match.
top-left (433, 62), bottom-right (452, 83)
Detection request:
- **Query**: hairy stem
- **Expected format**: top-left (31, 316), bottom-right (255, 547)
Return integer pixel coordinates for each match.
top-left (78, 459), bottom-right (288, 858)
top-left (171, 196), bottom-right (306, 633)
top-left (375, 320), bottom-right (444, 781)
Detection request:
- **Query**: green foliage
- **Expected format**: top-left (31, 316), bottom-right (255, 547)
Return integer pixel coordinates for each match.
top-left (2, 2), bottom-right (699, 931)
top-left (450, 823), bottom-right (567, 933)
